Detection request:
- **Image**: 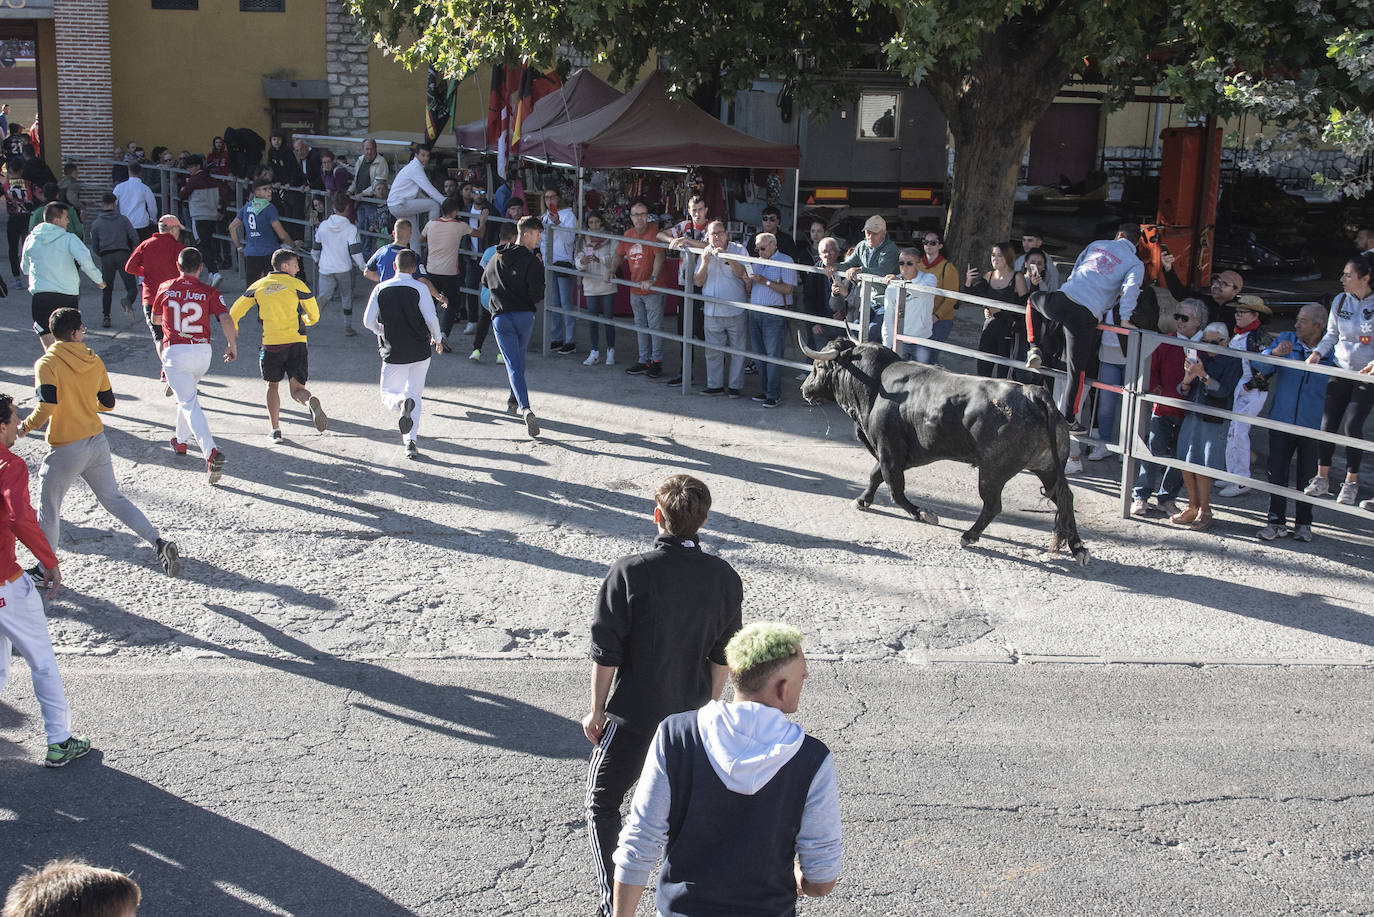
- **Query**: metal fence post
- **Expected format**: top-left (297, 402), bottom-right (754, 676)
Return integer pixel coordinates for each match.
top-left (1118, 328), bottom-right (1144, 519)
top-left (542, 227), bottom-right (554, 357)
top-left (858, 277), bottom-right (872, 341)
top-left (681, 249), bottom-right (695, 393)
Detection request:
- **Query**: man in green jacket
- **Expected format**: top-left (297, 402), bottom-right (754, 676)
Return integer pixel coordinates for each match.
top-left (20, 203), bottom-right (104, 349)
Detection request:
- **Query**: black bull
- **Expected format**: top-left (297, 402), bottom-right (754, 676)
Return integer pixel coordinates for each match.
top-left (798, 336), bottom-right (1089, 564)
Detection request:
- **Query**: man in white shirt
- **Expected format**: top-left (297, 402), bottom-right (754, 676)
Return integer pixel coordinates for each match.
top-left (693, 221), bottom-right (748, 397)
top-left (386, 145), bottom-right (445, 231)
top-left (541, 187), bottom-right (579, 353)
top-left (113, 162), bottom-right (158, 243)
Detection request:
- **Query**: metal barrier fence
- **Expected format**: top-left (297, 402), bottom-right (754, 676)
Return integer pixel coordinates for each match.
top-left (63, 162), bottom-right (1370, 532)
top-left (539, 230), bottom-right (1371, 531)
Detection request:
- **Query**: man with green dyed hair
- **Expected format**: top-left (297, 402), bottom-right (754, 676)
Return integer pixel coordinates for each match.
top-left (612, 621), bottom-right (842, 916)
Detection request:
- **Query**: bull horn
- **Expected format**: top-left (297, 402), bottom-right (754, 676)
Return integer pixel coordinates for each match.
top-left (798, 331), bottom-right (837, 362)
top-left (843, 320), bottom-right (861, 344)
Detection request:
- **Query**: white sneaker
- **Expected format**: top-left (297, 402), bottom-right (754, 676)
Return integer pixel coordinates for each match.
top-left (604, 348), bottom-right (616, 367)
top-left (1064, 456), bottom-right (1083, 475)
top-left (1256, 524), bottom-right (1290, 541)
top-left (1361, 498), bottom-right (1374, 512)
top-left (1130, 497), bottom-right (1149, 516)
top-left (1216, 482), bottom-right (1250, 498)
top-left (206, 271), bottom-right (222, 289)
top-left (583, 350), bottom-right (601, 366)
top-left (1084, 443), bottom-right (1111, 462)
top-left (463, 322), bottom-right (476, 334)
top-left (1303, 475), bottom-right (1329, 497)
top-left (1336, 481), bottom-right (1360, 505)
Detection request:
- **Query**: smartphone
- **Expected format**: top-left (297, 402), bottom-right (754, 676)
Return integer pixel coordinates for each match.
top-left (1185, 347), bottom-right (1199, 363)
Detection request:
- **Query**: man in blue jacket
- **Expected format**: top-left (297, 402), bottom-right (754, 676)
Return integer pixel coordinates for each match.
top-left (1256, 303), bottom-right (1333, 542)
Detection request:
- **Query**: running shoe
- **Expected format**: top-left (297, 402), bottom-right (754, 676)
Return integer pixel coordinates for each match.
top-left (44, 735), bottom-right (91, 768)
top-left (1256, 524), bottom-right (1290, 541)
top-left (270, 429), bottom-right (283, 444)
top-left (559, 342), bottom-right (577, 355)
top-left (399, 398), bottom-right (415, 435)
top-left (405, 440), bottom-right (419, 459)
top-left (1085, 443), bottom-right (1111, 462)
top-left (646, 361), bottom-right (663, 378)
top-left (1293, 525), bottom-right (1314, 542)
top-left (1025, 347), bottom-right (1043, 370)
top-left (1336, 481), bottom-right (1359, 505)
top-left (344, 325), bottom-right (358, 337)
top-left (1303, 475), bottom-right (1329, 497)
top-left (206, 449), bottom-right (226, 485)
top-left (308, 396), bottom-right (328, 432)
top-left (506, 395), bottom-right (519, 414)
top-left (626, 363), bottom-right (649, 375)
top-left (156, 539), bottom-right (181, 577)
top-left (470, 349), bottom-right (482, 360)
top-left (523, 408), bottom-right (540, 438)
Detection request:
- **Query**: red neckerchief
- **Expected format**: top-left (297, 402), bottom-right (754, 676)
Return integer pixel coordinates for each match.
top-left (1233, 317), bottom-right (1260, 336)
top-left (923, 253), bottom-right (946, 269)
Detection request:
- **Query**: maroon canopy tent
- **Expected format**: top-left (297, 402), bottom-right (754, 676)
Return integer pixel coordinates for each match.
top-left (517, 71), bottom-right (800, 170)
top-left (452, 68), bottom-right (623, 153)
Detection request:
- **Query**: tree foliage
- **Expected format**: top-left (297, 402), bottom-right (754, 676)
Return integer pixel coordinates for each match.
top-left (348, 0), bottom-right (1374, 266)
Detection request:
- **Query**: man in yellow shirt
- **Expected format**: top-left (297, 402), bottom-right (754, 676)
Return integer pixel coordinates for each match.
top-left (229, 248), bottom-right (328, 442)
top-left (21, 307), bottom-right (180, 577)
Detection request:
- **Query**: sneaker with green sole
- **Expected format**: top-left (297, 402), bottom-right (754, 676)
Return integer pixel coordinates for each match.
top-left (45, 735), bottom-right (91, 768)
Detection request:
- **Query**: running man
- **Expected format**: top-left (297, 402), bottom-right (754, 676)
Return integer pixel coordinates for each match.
top-left (152, 247), bottom-right (238, 483)
top-left (228, 178), bottom-right (297, 285)
top-left (0, 392), bottom-right (91, 768)
top-left (229, 248), bottom-right (327, 442)
top-left (21, 308), bottom-right (181, 577)
top-left (362, 248), bottom-right (442, 458)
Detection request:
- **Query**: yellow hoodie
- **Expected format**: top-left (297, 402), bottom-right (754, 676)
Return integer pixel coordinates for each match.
top-left (230, 271), bottom-right (319, 346)
top-left (22, 341), bottom-right (115, 447)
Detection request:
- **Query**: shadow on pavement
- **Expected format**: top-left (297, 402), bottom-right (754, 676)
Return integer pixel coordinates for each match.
top-left (0, 750), bottom-right (414, 916)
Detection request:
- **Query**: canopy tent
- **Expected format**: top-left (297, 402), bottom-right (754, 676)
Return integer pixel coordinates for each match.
top-left (517, 71), bottom-right (800, 170)
top-left (452, 67), bottom-right (623, 153)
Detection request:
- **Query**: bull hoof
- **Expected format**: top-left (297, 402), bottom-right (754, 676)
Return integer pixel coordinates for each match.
top-left (917, 508), bottom-right (939, 525)
top-left (1073, 546), bottom-right (1092, 567)
top-left (854, 497), bottom-right (873, 510)
top-left (960, 532), bottom-right (979, 547)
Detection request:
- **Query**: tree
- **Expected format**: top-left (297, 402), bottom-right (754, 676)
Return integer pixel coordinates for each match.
top-left (347, 0), bottom-right (1374, 272)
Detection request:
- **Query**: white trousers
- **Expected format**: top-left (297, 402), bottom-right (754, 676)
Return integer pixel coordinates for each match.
top-left (162, 342), bottom-right (215, 458)
top-left (0, 573), bottom-right (71, 744)
top-left (381, 358), bottom-right (430, 442)
top-left (1225, 384), bottom-right (1268, 477)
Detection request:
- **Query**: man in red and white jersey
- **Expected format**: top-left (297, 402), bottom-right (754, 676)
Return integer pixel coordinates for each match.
top-left (152, 247), bottom-right (238, 484)
top-left (0, 391), bottom-right (91, 768)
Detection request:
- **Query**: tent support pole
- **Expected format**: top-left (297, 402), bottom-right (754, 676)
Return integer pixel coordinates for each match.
top-left (681, 250), bottom-right (695, 394)
top-left (791, 167), bottom-right (801, 240)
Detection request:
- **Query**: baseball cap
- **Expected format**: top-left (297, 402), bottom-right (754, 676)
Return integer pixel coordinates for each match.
top-left (158, 214), bottom-right (184, 231)
top-left (863, 215), bottom-right (886, 233)
top-left (1214, 269), bottom-right (1243, 291)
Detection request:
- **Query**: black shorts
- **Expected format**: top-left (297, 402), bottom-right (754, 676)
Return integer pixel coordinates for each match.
top-left (31, 292), bottom-right (80, 335)
top-left (143, 303), bottom-right (163, 343)
top-left (259, 342), bottom-right (309, 384)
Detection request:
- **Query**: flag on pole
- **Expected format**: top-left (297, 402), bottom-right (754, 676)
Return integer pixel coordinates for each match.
top-left (425, 66), bottom-right (457, 144)
top-left (486, 63), bottom-right (508, 149)
top-left (510, 63), bottom-right (562, 148)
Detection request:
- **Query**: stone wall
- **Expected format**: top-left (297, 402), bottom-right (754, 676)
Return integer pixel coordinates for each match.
top-left (325, 0), bottom-right (369, 136)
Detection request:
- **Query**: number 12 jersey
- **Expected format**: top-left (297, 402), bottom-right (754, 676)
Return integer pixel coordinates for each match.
top-left (153, 276), bottom-right (228, 347)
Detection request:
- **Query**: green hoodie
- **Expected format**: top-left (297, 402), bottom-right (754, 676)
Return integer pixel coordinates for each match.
top-left (20, 221), bottom-right (103, 295)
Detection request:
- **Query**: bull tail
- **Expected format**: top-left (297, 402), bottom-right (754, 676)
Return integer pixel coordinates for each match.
top-left (1030, 385), bottom-right (1088, 564)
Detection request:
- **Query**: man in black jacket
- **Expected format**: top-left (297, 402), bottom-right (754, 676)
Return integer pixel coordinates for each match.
top-left (362, 248), bottom-right (441, 459)
top-left (581, 474), bottom-right (743, 917)
top-left (1161, 251), bottom-right (1242, 325)
top-left (482, 215), bottom-right (545, 437)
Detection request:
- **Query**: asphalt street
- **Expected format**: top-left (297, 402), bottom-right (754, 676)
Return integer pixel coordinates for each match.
top-left (0, 277), bottom-right (1372, 915)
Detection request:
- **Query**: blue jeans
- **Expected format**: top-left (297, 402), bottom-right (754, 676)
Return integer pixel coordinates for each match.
top-left (1132, 413), bottom-right (1183, 501)
top-left (748, 312), bottom-right (786, 399)
top-left (585, 293), bottom-right (616, 350)
top-left (915, 318), bottom-right (954, 365)
top-left (548, 268), bottom-right (577, 343)
top-left (493, 311), bottom-right (536, 409)
top-left (1094, 362), bottom-right (1125, 445)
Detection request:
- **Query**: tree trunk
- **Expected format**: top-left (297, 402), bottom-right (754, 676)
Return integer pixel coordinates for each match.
top-left (927, 24), bottom-right (1078, 275)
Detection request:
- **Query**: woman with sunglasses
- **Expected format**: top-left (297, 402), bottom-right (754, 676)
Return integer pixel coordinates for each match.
top-left (915, 231), bottom-right (959, 364)
top-left (1303, 253), bottom-right (1374, 508)
top-left (1172, 322), bottom-right (1243, 530)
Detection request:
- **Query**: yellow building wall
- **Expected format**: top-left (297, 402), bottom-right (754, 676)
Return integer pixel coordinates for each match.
top-left (109, 0), bottom-right (327, 155)
top-left (36, 18), bottom-right (58, 167)
top-left (366, 45), bottom-right (431, 133)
